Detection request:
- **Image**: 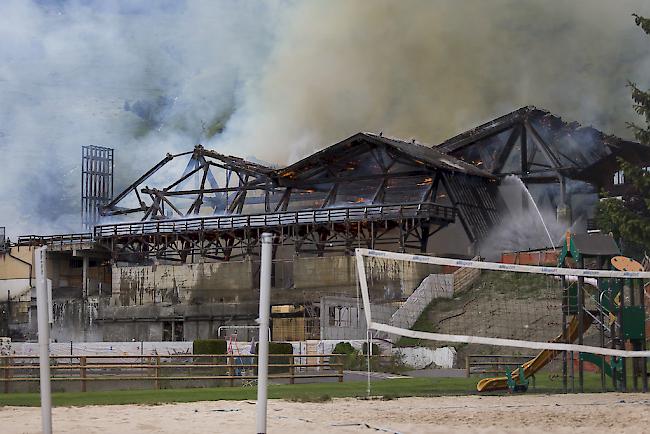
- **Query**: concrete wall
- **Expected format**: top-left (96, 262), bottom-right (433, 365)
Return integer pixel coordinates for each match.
top-left (112, 259), bottom-right (255, 307)
top-left (98, 301), bottom-right (259, 342)
top-left (106, 255), bottom-right (439, 342)
top-left (0, 247), bottom-right (35, 280)
top-left (319, 296), bottom-right (396, 341)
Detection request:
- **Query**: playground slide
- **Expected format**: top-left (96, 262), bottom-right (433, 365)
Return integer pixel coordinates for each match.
top-left (476, 314), bottom-right (593, 392)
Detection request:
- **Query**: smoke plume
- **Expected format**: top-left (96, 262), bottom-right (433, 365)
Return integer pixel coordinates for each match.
top-left (218, 0), bottom-right (650, 162)
top-left (0, 0), bottom-right (279, 237)
top-left (2, 1), bottom-right (650, 236)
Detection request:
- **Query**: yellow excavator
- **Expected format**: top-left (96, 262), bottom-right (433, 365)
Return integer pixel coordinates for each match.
top-left (476, 314), bottom-right (593, 392)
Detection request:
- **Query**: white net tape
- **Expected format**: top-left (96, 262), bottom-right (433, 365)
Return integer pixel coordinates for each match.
top-left (356, 248), bottom-right (650, 358)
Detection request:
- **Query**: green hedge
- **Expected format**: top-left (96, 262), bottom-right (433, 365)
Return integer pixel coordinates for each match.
top-left (332, 342), bottom-right (381, 371)
top-left (332, 341), bottom-right (362, 370)
top-left (256, 342), bottom-right (293, 374)
top-left (332, 342), bottom-right (356, 355)
top-left (193, 339), bottom-right (227, 355)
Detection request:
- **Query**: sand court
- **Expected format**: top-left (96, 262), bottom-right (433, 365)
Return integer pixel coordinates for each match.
top-left (2, 393), bottom-right (649, 434)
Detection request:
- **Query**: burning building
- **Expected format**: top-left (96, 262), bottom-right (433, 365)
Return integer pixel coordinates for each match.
top-left (437, 106), bottom-right (650, 228)
top-left (1, 107), bottom-right (649, 342)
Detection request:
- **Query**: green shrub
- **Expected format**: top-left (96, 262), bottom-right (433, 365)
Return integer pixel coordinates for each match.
top-left (192, 339), bottom-right (228, 377)
top-left (193, 339), bottom-right (227, 355)
top-left (256, 342), bottom-right (293, 373)
top-left (332, 342), bottom-right (356, 355)
top-left (332, 341), bottom-right (365, 370)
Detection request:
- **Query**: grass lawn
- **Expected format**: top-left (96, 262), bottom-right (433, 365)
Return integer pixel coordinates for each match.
top-left (0, 372), bottom-right (620, 407)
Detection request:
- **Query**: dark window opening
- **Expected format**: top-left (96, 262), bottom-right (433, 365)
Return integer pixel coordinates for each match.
top-left (162, 321), bottom-right (184, 341)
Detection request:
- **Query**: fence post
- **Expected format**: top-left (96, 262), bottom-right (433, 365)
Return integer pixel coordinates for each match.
top-left (155, 356), bottom-right (161, 390)
top-left (228, 355), bottom-right (234, 387)
top-left (3, 357), bottom-right (10, 393)
top-left (337, 355), bottom-right (343, 383)
top-left (466, 356), bottom-right (470, 378)
top-left (289, 355), bottom-right (295, 385)
top-left (80, 356), bottom-right (87, 392)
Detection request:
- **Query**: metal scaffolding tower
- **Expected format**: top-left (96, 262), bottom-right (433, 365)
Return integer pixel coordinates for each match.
top-left (81, 145), bottom-right (114, 230)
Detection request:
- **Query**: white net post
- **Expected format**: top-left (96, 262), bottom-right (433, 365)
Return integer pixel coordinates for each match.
top-left (35, 246), bottom-right (52, 434)
top-left (256, 233), bottom-right (273, 434)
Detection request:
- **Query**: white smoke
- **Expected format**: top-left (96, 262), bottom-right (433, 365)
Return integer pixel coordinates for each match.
top-left (217, 0), bottom-right (650, 163)
top-left (0, 0), bottom-right (281, 237)
top-left (479, 175), bottom-right (571, 260)
top-left (3, 1), bottom-right (650, 238)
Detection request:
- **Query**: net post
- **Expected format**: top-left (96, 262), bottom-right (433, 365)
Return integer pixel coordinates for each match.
top-left (629, 278), bottom-right (639, 392)
top-left (354, 249), bottom-right (373, 327)
top-left (256, 232), bottom-right (273, 434)
top-left (35, 246), bottom-right (52, 434)
top-left (598, 292), bottom-right (606, 392)
top-left (366, 330), bottom-right (372, 397)
top-left (619, 277), bottom-right (627, 392)
top-left (577, 264), bottom-right (584, 393)
top-left (639, 279), bottom-right (648, 393)
top-left (561, 275), bottom-right (568, 394)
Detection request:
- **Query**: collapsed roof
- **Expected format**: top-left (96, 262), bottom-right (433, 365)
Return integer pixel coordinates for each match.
top-left (100, 132), bottom-right (500, 243)
top-left (436, 106), bottom-right (650, 186)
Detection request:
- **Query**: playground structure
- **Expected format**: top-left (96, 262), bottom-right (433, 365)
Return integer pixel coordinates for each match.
top-left (477, 232), bottom-right (649, 393)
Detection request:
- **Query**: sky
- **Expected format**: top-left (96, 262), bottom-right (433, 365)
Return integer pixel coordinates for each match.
top-left (1, 0), bottom-right (650, 237)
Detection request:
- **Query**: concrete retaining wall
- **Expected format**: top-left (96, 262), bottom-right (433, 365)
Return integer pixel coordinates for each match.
top-left (389, 273), bottom-right (453, 330)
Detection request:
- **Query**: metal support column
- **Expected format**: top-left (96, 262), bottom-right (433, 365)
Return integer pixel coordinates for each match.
top-left (619, 278), bottom-right (627, 392)
top-left (640, 277), bottom-right (648, 392)
top-left (577, 258), bottom-right (584, 393)
top-left (561, 275), bottom-right (568, 394)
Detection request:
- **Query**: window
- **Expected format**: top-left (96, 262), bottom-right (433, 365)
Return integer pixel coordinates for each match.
top-left (162, 321), bottom-right (184, 341)
top-left (613, 170), bottom-right (625, 185)
top-left (328, 306), bottom-right (358, 328)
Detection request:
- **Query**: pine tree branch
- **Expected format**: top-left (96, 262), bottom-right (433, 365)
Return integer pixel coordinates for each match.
top-left (633, 14), bottom-right (650, 35)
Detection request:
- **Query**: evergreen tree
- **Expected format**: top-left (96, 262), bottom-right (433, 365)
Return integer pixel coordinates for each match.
top-left (596, 14), bottom-right (650, 256)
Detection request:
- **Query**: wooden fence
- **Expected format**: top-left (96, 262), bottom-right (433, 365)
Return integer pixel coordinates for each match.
top-left (0, 353), bottom-right (343, 393)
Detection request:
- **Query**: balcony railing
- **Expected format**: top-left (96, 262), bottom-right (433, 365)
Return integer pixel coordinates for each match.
top-left (16, 233), bottom-right (93, 247)
top-left (94, 202), bottom-right (455, 238)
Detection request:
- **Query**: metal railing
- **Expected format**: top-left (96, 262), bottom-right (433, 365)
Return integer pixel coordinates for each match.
top-left (1, 354), bottom-right (343, 393)
top-left (94, 202), bottom-right (455, 238)
top-left (17, 233), bottom-right (93, 247)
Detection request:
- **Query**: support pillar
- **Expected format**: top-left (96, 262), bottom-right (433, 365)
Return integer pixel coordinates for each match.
top-left (82, 256), bottom-right (89, 301)
top-left (577, 258), bottom-right (584, 393)
top-left (561, 275), bottom-right (568, 393)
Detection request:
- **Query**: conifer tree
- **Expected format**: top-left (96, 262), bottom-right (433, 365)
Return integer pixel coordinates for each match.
top-left (596, 14), bottom-right (650, 256)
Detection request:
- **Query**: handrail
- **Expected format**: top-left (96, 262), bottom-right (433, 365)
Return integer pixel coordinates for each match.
top-left (93, 201), bottom-right (455, 238)
top-left (17, 233), bottom-right (93, 247)
top-left (14, 202), bottom-right (456, 245)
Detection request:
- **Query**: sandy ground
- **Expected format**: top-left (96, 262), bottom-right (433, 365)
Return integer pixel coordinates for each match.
top-left (2, 393), bottom-right (649, 434)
